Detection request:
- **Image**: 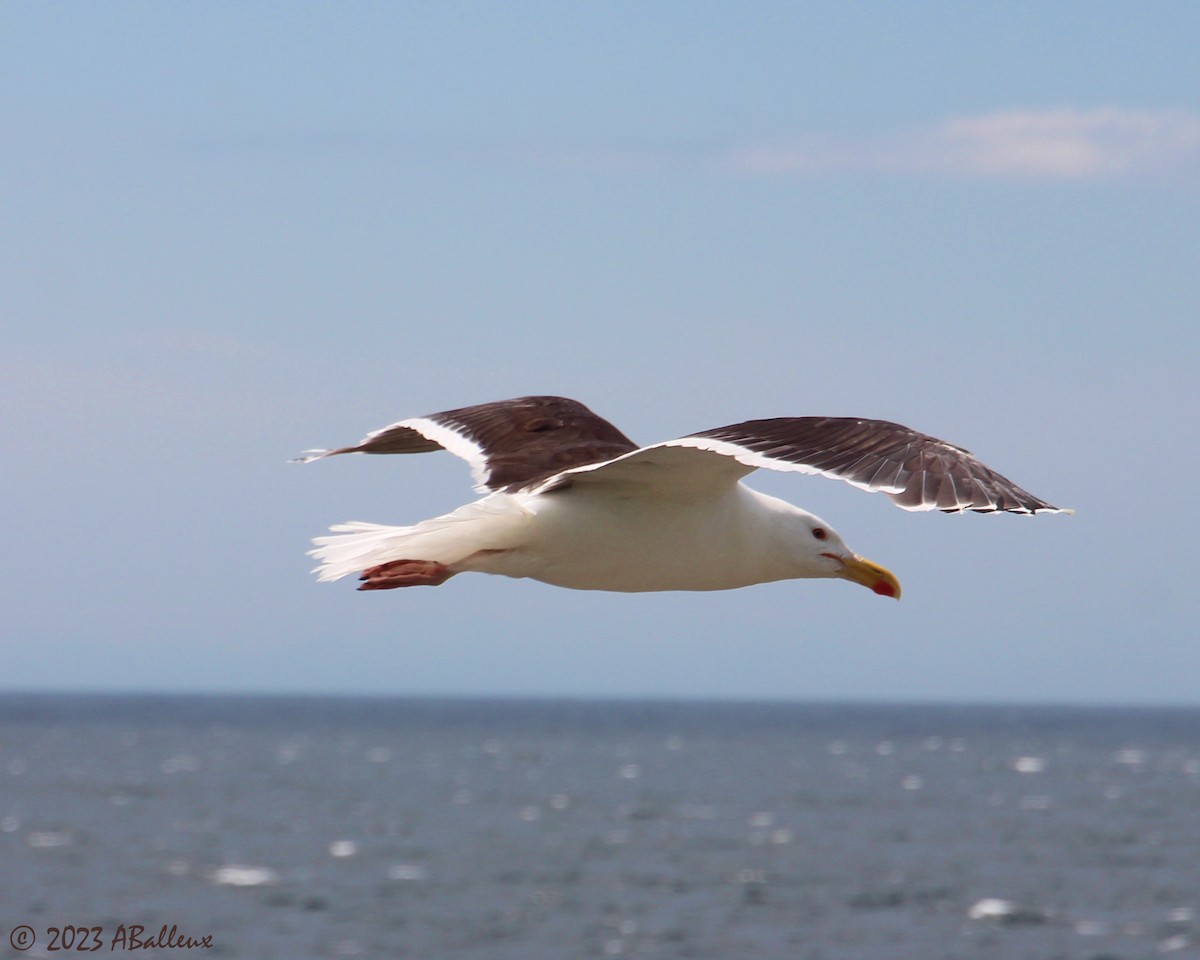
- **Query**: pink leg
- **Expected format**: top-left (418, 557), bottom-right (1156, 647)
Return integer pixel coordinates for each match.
top-left (358, 559), bottom-right (454, 590)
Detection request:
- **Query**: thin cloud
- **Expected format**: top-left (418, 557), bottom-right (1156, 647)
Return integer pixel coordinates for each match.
top-left (724, 108), bottom-right (1200, 181)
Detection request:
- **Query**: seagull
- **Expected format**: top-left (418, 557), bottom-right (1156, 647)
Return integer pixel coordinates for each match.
top-left (296, 396), bottom-right (1068, 597)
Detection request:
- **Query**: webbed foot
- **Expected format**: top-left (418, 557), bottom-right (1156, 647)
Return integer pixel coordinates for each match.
top-left (358, 559), bottom-right (453, 590)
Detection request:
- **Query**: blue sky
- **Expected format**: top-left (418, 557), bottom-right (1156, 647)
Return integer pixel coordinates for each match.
top-left (3, 2), bottom-right (1197, 704)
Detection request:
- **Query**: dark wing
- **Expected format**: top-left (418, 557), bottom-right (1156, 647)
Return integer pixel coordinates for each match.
top-left (294, 395), bottom-right (638, 493)
top-left (680, 417), bottom-right (1067, 513)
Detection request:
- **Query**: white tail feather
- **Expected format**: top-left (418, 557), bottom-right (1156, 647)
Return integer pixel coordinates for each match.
top-left (308, 495), bottom-right (529, 583)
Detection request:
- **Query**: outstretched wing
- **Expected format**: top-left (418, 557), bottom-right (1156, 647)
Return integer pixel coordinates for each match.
top-left (537, 416), bottom-right (1068, 514)
top-left (294, 395), bottom-right (638, 493)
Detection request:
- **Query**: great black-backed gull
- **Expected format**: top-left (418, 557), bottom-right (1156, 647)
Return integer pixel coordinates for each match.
top-left (296, 396), bottom-right (1068, 597)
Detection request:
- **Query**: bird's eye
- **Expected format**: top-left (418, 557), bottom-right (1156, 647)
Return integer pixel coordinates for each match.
top-left (812, 527), bottom-right (827, 541)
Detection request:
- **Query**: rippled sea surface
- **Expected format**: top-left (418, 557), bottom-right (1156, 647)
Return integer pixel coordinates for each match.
top-left (2, 695), bottom-right (1199, 959)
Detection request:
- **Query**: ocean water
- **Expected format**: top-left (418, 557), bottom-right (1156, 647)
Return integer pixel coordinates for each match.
top-left (1, 695), bottom-right (1199, 960)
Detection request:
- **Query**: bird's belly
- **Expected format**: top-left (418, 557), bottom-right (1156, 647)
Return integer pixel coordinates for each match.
top-left (508, 492), bottom-right (779, 592)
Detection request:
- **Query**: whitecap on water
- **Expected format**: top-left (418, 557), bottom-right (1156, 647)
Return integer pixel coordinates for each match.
top-left (160, 754), bottom-right (201, 775)
top-left (211, 865), bottom-right (279, 887)
top-left (27, 830), bottom-right (72, 848)
top-left (1074, 919), bottom-right (1110, 936)
top-left (329, 840), bottom-right (358, 857)
top-left (968, 898), bottom-right (1016, 920)
top-left (1011, 756), bottom-right (1047, 774)
top-left (386, 863), bottom-right (427, 882)
top-left (968, 897), bottom-right (1047, 925)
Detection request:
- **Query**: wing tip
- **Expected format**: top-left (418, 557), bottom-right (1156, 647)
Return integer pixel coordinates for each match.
top-left (932, 503), bottom-right (1074, 516)
top-left (290, 449), bottom-right (331, 464)
top-left (289, 446), bottom-right (362, 464)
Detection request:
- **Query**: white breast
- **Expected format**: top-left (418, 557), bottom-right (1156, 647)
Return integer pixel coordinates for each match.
top-left (490, 484), bottom-right (801, 592)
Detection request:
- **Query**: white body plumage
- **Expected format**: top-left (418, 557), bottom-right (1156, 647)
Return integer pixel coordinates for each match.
top-left (311, 483), bottom-right (850, 593)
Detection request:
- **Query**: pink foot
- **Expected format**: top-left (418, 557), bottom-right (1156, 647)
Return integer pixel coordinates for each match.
top-left (358, 559), bottom-right (453, 590)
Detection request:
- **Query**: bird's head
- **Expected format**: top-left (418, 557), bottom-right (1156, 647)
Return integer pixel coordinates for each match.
top-left (787, 510), bottom-right (902, 599)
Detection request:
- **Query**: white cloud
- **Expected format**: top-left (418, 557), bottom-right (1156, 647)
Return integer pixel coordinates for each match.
top-left (923, 108), bottom-right (1200, 178)
top-left (724, 108), bottom-right (1200, 181)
